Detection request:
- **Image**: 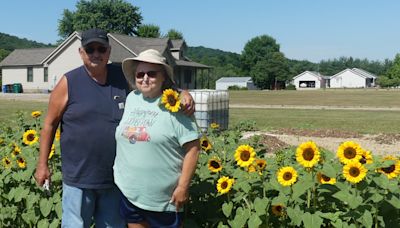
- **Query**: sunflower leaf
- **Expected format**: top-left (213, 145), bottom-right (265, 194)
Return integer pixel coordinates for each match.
top-left (39, 198), bottom-right (53, 217)
top-left (302, 212), bottom-right (323, 228)
top-left (222, 202), bottom-right (233, 217)
top-left (386, 193), bottom-right (400, 209)
top-left (287, 205), bottom-right (303, 226)
top-left (321, 163), bottom-right (337, 178)
top-left (247, 213), bottom-right (262, 228)
top-left (358, 210), bottom-right (373, 228)
top-left (254, 197), bottom-right (269, 216)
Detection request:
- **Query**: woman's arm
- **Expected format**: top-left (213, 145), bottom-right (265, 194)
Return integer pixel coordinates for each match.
top-left (170, 139), bottom-right (200, 211)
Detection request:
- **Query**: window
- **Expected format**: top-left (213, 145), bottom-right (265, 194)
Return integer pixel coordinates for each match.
top-left (44, 67), bottom-right (48, 82)
top-left (27, 67), bottom-right (33, 82)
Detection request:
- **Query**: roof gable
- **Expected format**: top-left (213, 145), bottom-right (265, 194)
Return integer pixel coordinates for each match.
top-left (331, 68), bottom-right (369, 79)
top-left (292, 71), bottom-right (324, 80)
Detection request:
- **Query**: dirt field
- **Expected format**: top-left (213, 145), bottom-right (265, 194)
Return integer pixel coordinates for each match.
top-left (243, 129), bottom-right (400, 156)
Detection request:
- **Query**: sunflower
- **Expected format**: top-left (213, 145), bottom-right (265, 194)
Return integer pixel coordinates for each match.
top-left (2, 157), bottom-right (12, 169)
top-left (277, 166), bottom-right (298, 186)
top-left (11, 145), bottom-right (22, 158)
top-left (359, 149), bottom-right (373, 164)
top-left (23, 129), bottom-right (39, 146)
top-left (296, 141), bottom-right (320, 168)
top-left (247, 164), bottom-right (257, 173)
top-left (377, 156), bottom-right (400, 179)
top-left (337, 141), bottom-right (363, 164)
top-left (16, 157), bottom-right (26, 169)
top-left (31, 111), bottom-right (42, 118)
top-left (55, 128), bottom-right (61, 141)
top-left (200, 136), bottom-right (212, 152)
top-left (255, 159), bottom-right (267, 172)
top-left (317, 173), bottom-right (336, 185)
top-left (161, 89), bottom-right (181, 112)
top-left (234, 144), bottom-right (256, 168)
top-left (208, 158), bottom-right (222, 173)
top-left (343, 161), bottom-right (367, 184)
top-left (271, 204), bottom-right (285, 217)
top-left (217, 176), bottom-right (234, 195)
top-left (210, 122), bottom-right (220, 129)
top-left (48, 144), bottom-right (56, 159)
top-left (0, 138), bottom-right (4, 145)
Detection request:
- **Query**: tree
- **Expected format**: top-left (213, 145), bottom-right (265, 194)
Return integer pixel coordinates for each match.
top-left (165, 29), bottom-right (184, 40)
top-left (251, 52), bottom-right (289, 89)
top-left (241, 35), bottom-right (280, 74)
top-left (58, 0), bottom-right (142, 38)
top-left (378, 53), bottom-right (400, 87)
top-left (137, 24), bottom-right (161, 38)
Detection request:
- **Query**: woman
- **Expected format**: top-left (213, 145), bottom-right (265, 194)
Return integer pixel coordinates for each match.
top-left (114, 49), bottom-right (200, 228)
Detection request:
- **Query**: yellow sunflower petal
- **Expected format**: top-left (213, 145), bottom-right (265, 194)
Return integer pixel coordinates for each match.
top-left (337, 141), bottom-right (363, 164)
top-left (234, 144), bottom-right (256, 168)
top-left (161, 89), bottom-right (181, 112)
top-left (23, 129), bottom-right (39, 146)
top-left (343, 161), bottom-right (367, 184)
top-left (296, 141), bottom-right (320, 168)
top-left (217, 176), bottom-right (234, 195)
top-left (277, 166), bottom-right (298, 186)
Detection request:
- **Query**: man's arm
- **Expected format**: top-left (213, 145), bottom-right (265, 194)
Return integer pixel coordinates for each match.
top-left (35, 76), bottom-right (68, 186)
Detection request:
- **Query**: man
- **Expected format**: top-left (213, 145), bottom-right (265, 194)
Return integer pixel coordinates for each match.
top-left (35, 28), bottom-right (194, 228)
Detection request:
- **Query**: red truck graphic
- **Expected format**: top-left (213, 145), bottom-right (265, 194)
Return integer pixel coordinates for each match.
top-left (122, 126), bottom-right (151, 144)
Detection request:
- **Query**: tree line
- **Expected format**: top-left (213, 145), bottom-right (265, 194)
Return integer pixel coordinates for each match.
top-left (1, 0), bottom-right (399, 89)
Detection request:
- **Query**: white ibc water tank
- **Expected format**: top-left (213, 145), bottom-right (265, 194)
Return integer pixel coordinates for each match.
top-left (189, 89), bottom-right (229, 132)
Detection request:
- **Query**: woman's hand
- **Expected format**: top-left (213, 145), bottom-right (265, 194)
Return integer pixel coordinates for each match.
top-left (170, 185), bottom-right (189, 211)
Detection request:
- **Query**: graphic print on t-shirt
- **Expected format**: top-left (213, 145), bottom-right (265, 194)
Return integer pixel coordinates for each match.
top-left (120, 107), bottom-right (159, 144)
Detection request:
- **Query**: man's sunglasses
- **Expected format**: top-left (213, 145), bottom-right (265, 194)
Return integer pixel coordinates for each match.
top-left (136, 71), bottom-right (159, 79)
top-left (84, 46), bottom-right (108, 54)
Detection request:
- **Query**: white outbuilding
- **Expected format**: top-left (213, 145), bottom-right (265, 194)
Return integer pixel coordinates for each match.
top-left (330, 68), bottom-right (377, 88)
top-left (215, 77), bottom-right (258, 90)
top-left (292, 71), bottom-right (328, 89)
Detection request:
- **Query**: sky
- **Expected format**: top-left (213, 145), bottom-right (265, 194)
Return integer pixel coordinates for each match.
top-left (1, 0), bottom-right (399, 63)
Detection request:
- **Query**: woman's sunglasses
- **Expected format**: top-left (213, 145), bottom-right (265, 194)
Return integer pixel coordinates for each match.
top-left (84, 46), bottom-right (108, 54)
top-left (136, 71), bottom-right (159, 79)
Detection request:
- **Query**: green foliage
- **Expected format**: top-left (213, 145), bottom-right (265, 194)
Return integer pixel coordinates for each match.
top-left (137, 24), bottom-right (161, 38)
top-left (0, 111), bottom-right (62, 227)
top-left (187, 122), bottom-right (400, 227)
top-left (251, 52), bottom-right (290, 89)
top-left (379, 54), bottom-right (400, 88)
top-left (58, 0), bottom-right (142, 38)
top-left (165, 29), bottom-right (184, 40)
top-left (227, 85), bottom-right (247, 90)
top-left (0, 33), bottom-right (53, 51)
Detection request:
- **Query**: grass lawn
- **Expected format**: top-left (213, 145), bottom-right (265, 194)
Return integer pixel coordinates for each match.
top-left (229, 89), bottom-right (400, 107)
top-left (0, 100), bottom-right (48, 124)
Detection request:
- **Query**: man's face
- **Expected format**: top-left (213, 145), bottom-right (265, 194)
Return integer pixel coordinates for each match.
top-left (79, 42), bottom-right (110, 69)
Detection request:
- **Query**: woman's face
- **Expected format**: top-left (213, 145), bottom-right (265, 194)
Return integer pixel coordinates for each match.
top-left (135, 62), bottom-right (166, 98)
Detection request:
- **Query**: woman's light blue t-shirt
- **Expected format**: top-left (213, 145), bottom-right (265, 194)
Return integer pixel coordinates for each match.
top-left (113, 91), bottom-right (199, 212)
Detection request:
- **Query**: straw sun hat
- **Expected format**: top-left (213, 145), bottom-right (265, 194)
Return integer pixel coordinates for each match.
top-left (122, 49), bottom-right (174, 87)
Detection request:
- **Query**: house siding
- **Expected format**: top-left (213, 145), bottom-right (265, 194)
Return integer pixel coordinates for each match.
top-left (2, 67), bottom-right (47, 92)
top-left (330, 70), bottom-right (366, 88)
top-left (46, 40), bottom-right (83, 90)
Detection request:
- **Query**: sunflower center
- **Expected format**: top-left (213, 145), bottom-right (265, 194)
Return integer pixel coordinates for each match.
top-left (18, 158), bottom-right (24, 163)
top-left (201, 140), bottom-right (209, 147)
top-left (321, 174), bottom-right (331, 181)
top-left (5, 159), bottom-right (11, 165)
top-left (275, 205), bottom-right (282, 212)
top-left (27, 133), bottom-right (35, 141)
top-left (210, 161), bottom-right (220, 169)
top-left (167, 96), bottom-right (176, 106)
top-left (344, 148), bottom-right (356, 159)
top-left (240, 151), bottom-right (250, 161)
top-left (303, 148), bottom-right (315, 161)
top-left (359, 156), bottom-right (366, 164)
top-left (382, 165), bottom-right (395, 174)
top-left (349, 167), bottom-right (360, 177)
top-left (283, 172), bottom-right (292, 181)
top-left (221, 181), bottom-right (228, 189)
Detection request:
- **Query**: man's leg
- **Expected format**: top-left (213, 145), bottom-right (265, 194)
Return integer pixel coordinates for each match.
top-left (61, 183), bottom-right (95, 228)
top-left (94, 185), bottom-right (125, 228)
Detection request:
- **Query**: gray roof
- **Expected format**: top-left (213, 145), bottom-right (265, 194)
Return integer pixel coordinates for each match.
top-left (216, 77), bottom-right (252, 83)
top-left (352, 68), bottom-right (377, 79)
top-left (175, 59), bottom-right (211, 68)
top-left (171, 40), bottom-right (185, 49)
top-left (0, 48), bottom-right (55, 66)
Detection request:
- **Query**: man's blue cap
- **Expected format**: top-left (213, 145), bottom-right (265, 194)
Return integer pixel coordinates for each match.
top-left (81, 28), bottom-right (109, 47)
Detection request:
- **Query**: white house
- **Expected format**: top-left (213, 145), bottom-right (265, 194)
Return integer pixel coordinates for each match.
top-left (292, 71), bottom-right (329, 89)
top-left (215, 77), bottom-right (258, 90)
top-left (330, 68), bottom-right (377, 88)
top-left (0, 32), bottom-right (210, 92)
